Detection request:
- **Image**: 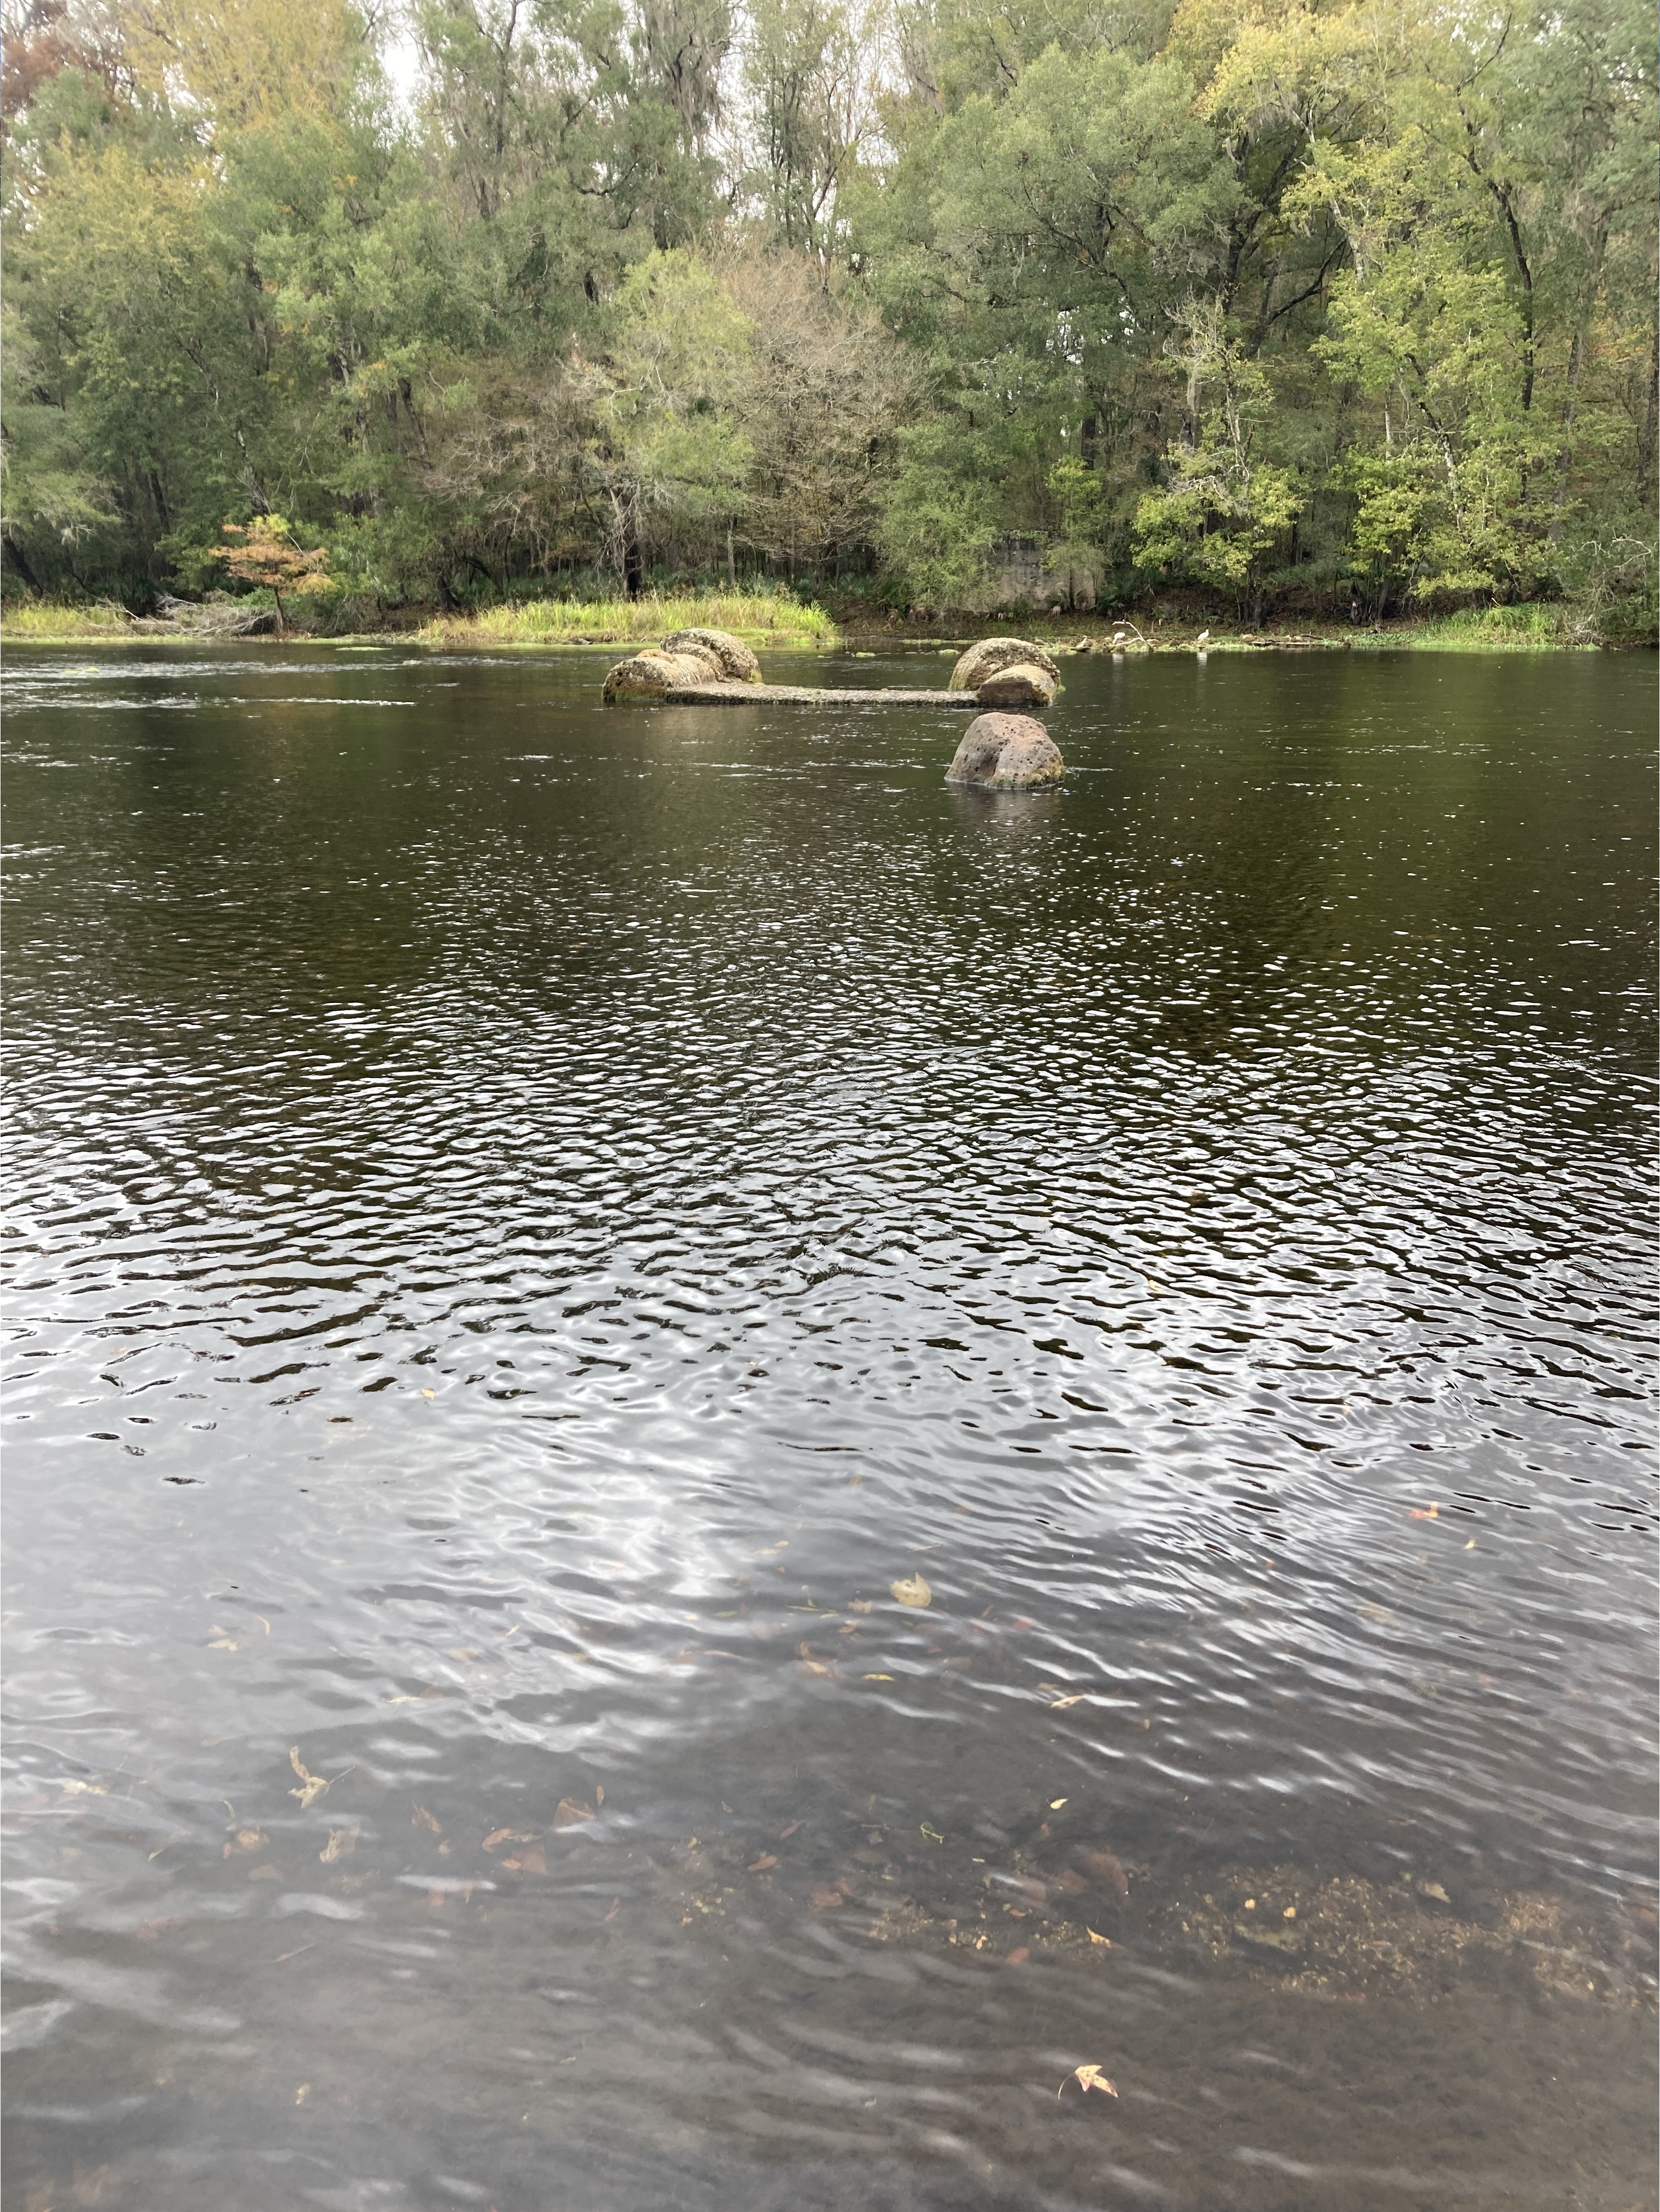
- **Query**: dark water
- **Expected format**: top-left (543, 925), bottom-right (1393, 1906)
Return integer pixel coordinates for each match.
top-left (3, 642), bottom-right (1655, 2212)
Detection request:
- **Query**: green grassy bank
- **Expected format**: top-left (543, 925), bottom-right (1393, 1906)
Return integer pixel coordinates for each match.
top-left (3, 594), bottom-right (1646, 653)
top-left (0, 591), bottom-right (840, 650)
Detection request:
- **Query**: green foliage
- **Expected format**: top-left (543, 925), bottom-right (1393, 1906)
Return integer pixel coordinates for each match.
top-left (1, 0), bottom-right (1653, 634)
top-left (1133, 300), bottom-right (1302, 610)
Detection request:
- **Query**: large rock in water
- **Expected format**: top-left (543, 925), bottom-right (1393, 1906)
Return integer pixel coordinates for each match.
top-left (945, 712), bottom-right (1065, 789)
top-left (602, 647), bottom-right (722, 699)
top-left (975, 660), bottom-right (1057, 709)
top-left (948, 636), bottom-right (1062, 692)
top-left (660, 627), bottom-right (762, 682)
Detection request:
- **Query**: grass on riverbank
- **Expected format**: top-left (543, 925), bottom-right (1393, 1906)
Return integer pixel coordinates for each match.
top-left (1, 600), bottom-right (138, 641)
top-left (411, 591), bottom-right (838, 648)
top-left (5, 594), bottom-right (1642, 652)
top-left (0, 589), bottom-right (840, 649)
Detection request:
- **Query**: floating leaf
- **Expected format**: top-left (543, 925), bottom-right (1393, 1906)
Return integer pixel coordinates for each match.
top-left (209, 1637), bottom-right (240, 1652)
top-left (1086, 1927), bottom-right (1113, 1946)
top-left (810, 1882), bottom-right (846, 1910)
top-left (850, 1600), bottom-right (873, 1615)
top-left (1060, 2063), bottom-right (1119, 2098)
top-left (1419, 1880), bottom-right (1450, 1904)
top-left (747, 1853), bottom-right (779, 1873)
top-left (501, 1845), bottom-right (547, 1874)
top-left (1049, 1798), bottom-right (1068, 1809)
top-left (483, 1827), bottom-right (534, 1852)
top-left (1408, 1503), bottom-right (1438, 1520)
top-left (889, 1575), bottom-right (931, 1609)
top-left (319, 1825), bottom-right (359, 1863)
top-left (553, 1799), bottom-right (596, 1829)
top-left (288, 1750), bottom-right (329, 1808)
top-left (596, 1786), bottom-right (605, 1807)
top-left (1049, 1694), bottom-right (1086, 1710)
top-left (602, 1895), bottom-right (620, 1922)
top-left (411, 1805), bottom-right (442, 1834)
top-left (862, 1673), bottom-right (894, 1681)
top-left (919, 1822), bottom-right (945, 1845)
top-left (778, 1820), bottom-right (804, 1839)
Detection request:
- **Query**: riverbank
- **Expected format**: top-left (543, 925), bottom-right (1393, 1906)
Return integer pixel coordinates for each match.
top-left (0, 590), bottom-right (840, 651)
top-left (2, 596), bottom-right (1645, 652)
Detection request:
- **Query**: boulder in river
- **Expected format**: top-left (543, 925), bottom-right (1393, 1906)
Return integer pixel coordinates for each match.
top-left (945, 712), bottom-right (1065, 790)
top-left (660, 628), bottom-right (763, 682)
top-left (602, 647), bottom-right (722, 699)
top-left (948, 636), bottom-right (1062, 692)
top-left (975, 660), bottom-right (1057, 709)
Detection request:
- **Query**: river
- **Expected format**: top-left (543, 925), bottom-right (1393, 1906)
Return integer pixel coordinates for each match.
top-left (3, 642), bottom-right (1655, 2211)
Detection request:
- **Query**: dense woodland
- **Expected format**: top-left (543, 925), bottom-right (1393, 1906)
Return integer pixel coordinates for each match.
top-left (2, 0), bottom-right (1655, 630)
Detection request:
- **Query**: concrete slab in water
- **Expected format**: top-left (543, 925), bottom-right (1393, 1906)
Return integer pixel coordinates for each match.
top-left (659, 681), bottom-right (979, 706)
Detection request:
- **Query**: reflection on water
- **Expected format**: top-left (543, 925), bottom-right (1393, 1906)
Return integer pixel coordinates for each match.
top-left (3, 644), bottom-right (1655, 2211)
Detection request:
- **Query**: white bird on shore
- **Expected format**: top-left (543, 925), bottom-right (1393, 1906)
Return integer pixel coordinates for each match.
top-left (1196, 628), bottom-right (1210, 649)
top-left (1111, 629), bottom-right (1127, 652)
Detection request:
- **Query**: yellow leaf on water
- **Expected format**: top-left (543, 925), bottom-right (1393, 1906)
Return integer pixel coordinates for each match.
top-left (420, 1389), bottom-right (436, 1400)
top-left (1050, 1798), bottom-right (1068, 1809)
top-left (890, 1575), bottom-right (931, 1609)
top-left (862, 1673), bottom-right (894, 1681)
top-left (1086, 1927), bottom-right (1113, 1946)
top-left (1059, 2063), bottom-right (1119, 2098)
top-left (850, 1600), bottom-right (873, 1615)
top-left (1049, 1694), bottom-right (1086, 1710)
top-left (319, 1825), bottom-right (358, 1863)
top-left (208, 1638), bottom-right (239, 1651)
top-left (288, 1750), bottom-right (329, 1808)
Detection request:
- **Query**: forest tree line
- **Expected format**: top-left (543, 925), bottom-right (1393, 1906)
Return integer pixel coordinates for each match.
top-left (2, 0), bottom-right (1655, 630)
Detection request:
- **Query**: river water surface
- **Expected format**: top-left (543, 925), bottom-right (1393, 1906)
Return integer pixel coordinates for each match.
top-left (3, 643), bottom-right (1655, 2212)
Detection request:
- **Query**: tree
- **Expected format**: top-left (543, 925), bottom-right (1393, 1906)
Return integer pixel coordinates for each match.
top-left (578, 249), bottom-right (752, 591)
top-left (1133, 297), bottom-right (1301, 616)
top-left (219, 513), bottom-right (330, 626)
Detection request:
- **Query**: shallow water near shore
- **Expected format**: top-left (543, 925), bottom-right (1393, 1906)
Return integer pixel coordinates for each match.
top-left (3, 644), bottom-right (1655, 2212)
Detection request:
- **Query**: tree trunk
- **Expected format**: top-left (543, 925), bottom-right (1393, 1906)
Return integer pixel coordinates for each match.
top-left (623, 533), bottom-right (643, 600)
top-left (2, 530), bottom-right (44, 594)
top-left (1636, 331), bottom-right (1659, 507)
